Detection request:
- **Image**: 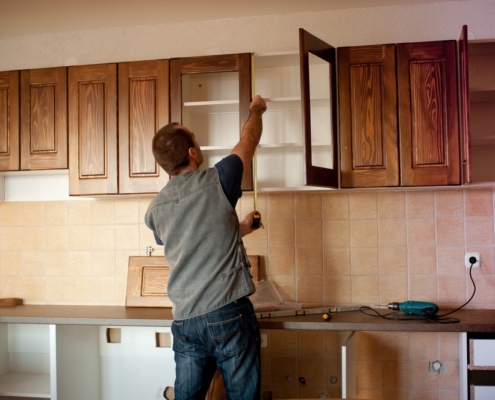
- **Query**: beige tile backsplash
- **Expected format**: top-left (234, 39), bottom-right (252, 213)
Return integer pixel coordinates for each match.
top-left (1, 187), bottom-right (494, 399)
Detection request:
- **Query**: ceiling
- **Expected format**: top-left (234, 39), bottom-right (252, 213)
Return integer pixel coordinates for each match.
top-left (0, 0), bottom-right (464, 38)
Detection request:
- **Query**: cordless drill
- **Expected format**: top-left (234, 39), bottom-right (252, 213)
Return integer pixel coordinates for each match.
top-left (385, 300), bottom-right (439, 315)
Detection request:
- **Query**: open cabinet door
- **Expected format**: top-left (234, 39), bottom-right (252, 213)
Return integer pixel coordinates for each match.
top-left (459, 25), bottom-right (472, 184)
top-left (299, 28), bottom-right (339, 188)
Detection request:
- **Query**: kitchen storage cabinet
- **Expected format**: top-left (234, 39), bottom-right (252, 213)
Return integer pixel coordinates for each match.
top-left (460, 332), bottom-right (495, 400)
top-left (69, 60), bottom-right (169, 196)
top-left (1, 67), bottom-right (68, 173)
top-left (118, 60), bottom-right (170, 194)
top-left (338, 40), bottom-right (460, 188)
top-left (68, 63), bottom-right (118, 196)
top-left (169, 53), bottom-right (253, 190)
top-left (464, 41), bottom-right (495, 183)
top-left (253, 29), bottom-right (338, 190)
top-left (0, 71), bottom-right (20, 172)
top-left (0, 323), bottom-right (55, 399)
top-left (20, 67), bottom-right (68, 171)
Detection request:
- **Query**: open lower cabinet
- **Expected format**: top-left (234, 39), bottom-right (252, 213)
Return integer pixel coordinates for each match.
top-left (460, 25), bottom-right (495, 185)
top-left (0, 324), bottom-right (55, 399)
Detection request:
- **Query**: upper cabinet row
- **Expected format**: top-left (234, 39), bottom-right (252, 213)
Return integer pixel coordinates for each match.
top-left (0, 26), bottom-right (492, 195)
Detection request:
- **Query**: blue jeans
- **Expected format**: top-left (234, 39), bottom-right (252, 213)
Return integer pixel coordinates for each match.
top-left (171, 297), bottom-right (261, 400)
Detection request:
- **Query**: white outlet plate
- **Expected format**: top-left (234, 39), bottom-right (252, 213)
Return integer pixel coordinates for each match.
top-left (465, 252), bottom-right (481, 268)
top-left (260, 333), bottom-right (267, 348)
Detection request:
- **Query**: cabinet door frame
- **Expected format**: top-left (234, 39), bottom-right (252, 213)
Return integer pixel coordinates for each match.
top-left (20, 67), bottom-right (68, 171)
top-left (397, 40), bottom-right (460, 186)
top-left (169, 53), bottom-right (253, 191)
top-left (118, 59), bottom-right (170, 194)
top-left (459, 25), bottom-right (471, 184)
top-left (299, 28), bottom-right (339, 188)
top-left (0, 70), bottom-right (20, 171)
top-left (68, 64), bottom-right (118, 195)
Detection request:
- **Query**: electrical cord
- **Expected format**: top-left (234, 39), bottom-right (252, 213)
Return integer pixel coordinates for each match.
top-left (359, 261), bottom-right (477, 324)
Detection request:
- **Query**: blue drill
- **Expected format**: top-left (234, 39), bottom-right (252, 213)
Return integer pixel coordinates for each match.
top-left (386, 300), bottom-right (439, 315)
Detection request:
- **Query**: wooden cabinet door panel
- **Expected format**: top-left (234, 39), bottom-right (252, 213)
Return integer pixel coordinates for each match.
top-left (300, 28), bottom-right (339, 188)
top-left (68, 64), bottom-right (118, 195)
top-left (338, 44), bottom-right (399, 188)
top-left (20, 67), bottom-right (67, 170)
top-left (118, 60), bottom-right (170, 194)
top-left (397, 40), bottom-right (460, 186)
top-left (170, 53), bottom-right (253, 191)
top-left (0, 71), bottom-right (19, 171)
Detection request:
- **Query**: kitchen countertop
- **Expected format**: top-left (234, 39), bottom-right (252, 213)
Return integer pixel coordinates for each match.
top-left (1, 305), bottom-right (494, 332)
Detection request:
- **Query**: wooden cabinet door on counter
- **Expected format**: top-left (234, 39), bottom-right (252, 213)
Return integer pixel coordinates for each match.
top-left (20, 67), bottom-right (67, 170)
top-left (68, 64), bottom-right (118, 195)
top-left (0, 71), bottom-right (19, 171)
top-left (118, 60), bottom-right (170, 194)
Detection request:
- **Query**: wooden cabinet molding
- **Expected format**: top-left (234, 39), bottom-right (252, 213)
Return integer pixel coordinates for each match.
top-left (0, 70), bottom-right (20, 171)
top-left (20, 67), bottom-right (68, 170)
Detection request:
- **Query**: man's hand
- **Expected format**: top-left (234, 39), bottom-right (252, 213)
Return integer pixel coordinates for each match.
top-left (231, 95), bottom-right (267, 169)
top-left (240, 210), bottom-right (263, 237)
top-left (250, 95), bottom-right (267, 115)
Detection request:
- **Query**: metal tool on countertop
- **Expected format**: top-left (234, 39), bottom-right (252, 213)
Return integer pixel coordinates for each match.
top-left (376, 300), bottom-right (439, 315)
top-left (255, 305), bottom-right (361, 319)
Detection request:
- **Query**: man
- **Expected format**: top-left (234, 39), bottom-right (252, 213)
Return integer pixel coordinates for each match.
top-left (145, 95), bottom-right (267, 400)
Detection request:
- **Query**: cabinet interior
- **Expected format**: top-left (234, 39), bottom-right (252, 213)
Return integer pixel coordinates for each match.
top-left (469, 40), bottom-right (495, 184)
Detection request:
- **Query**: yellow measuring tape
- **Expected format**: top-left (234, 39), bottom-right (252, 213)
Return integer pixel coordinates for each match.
top-left (251, 53), bottom-right (258, 213)
top-left (251, 54), bottom-right (261, 229)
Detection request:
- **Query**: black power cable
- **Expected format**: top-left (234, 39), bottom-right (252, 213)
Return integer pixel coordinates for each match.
top-left (359, 259), bottom-right (477, 324)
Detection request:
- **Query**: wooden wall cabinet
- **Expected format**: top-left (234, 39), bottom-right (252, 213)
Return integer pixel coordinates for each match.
top-left (339, 40), bottom-right (460, 188)
top-left (170, 53), bottom-right (253, 191)
top-left (460, 25), bottom-right (495, 185)
top-left (69, 60), bottom-right (169, 196)
top-left (1, 67), bottom-right (67, 173)
top-left (68, 63), bottom-right (118, 196)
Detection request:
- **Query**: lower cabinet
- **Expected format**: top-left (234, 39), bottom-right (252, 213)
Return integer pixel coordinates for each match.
top-left (0, 324), bottom-right (54, 399)
top-left (460, 332), bottom-right (495, 400)
top-left (0, 324), bottom-right (174, 400)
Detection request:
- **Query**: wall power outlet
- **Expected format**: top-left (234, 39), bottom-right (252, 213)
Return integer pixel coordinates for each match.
top-left (465, 252), bottom-right (481, 268)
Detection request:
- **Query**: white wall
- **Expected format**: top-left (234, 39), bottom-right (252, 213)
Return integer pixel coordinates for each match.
top-left (1, 0), bottom-right (494, 71)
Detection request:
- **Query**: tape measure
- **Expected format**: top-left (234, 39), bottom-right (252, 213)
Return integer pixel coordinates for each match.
top-left (251, 53), bottom-right (262, 230)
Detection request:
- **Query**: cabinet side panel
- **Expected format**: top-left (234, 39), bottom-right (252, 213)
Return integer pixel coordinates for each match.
top-left (56, 325), bottom-right (100, 400)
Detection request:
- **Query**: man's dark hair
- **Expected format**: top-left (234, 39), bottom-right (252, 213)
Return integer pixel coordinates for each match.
top-left (152, 123), bottom-right (195, 176)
